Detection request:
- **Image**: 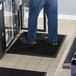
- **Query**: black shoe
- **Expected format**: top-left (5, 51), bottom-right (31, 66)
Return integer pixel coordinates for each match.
top-left (19, 37), bottom-right (36, 45)
top-left (43, 37), bottom-right (58, 46)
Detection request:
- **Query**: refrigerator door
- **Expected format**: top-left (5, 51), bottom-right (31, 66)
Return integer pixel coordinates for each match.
top-left (3, 0), bottom-right (14, 47)
top-left (21, 3), bottom-right (46, 31)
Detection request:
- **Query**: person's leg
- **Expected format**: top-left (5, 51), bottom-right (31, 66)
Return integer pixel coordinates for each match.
top-left (44, 0), bottom-right (58, 43)
top-left (27, 0), bottom-right (46, 40)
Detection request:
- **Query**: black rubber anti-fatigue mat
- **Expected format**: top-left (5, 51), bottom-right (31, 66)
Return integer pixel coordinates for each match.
top-left (0, 67), bottom-right (46, 76)
top-left (7, 32), bottom-right (66, 58)
top-left (63, 38), bottom-right (76, 68)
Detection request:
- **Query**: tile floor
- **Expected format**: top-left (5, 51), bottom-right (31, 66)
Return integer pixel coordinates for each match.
top-left (0, 19), bottom-right (76, 76)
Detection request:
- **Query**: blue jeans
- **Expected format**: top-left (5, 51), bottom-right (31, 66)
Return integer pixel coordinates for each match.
top-left (27, 0), bottom-right (58, 42)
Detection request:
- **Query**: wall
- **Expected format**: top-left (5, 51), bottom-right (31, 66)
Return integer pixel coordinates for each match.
top-left (58, 0), bottom-right (76, 15)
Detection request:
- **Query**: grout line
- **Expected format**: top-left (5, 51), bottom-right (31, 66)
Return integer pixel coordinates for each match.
top-left (46, 58), bottom-right (54, 72)
top-left (45, 58), bottom-right (53, 72)
top-left (24, 56), bottom-right (33, 69)
top-left (14, 55), bottom-right (24, 68)
top-left (2, 54), bottom-right (14, 67)
top-left (35, 57), bottom-right (43, 71)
